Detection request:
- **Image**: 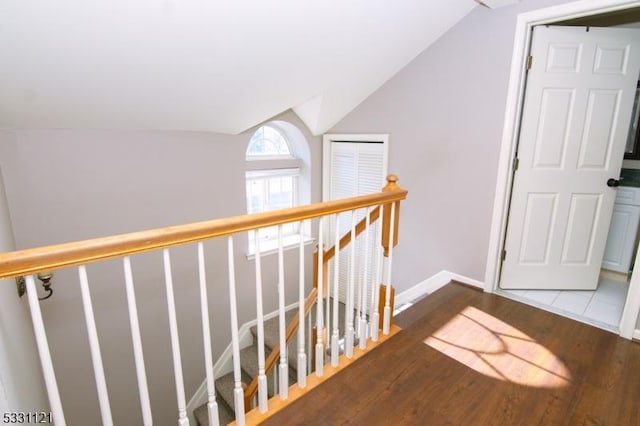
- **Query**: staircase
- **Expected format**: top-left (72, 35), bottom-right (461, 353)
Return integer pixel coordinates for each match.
top-left (194, 309), bottom-right (299, 426)
top-left (0, 176), bottom-right (406, 426)
top-left (193, 299), bottom-right (353, 426)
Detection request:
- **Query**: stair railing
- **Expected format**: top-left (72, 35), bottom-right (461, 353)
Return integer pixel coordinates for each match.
top-left (242, 182), bottom-right (398, 411)
top-left (242, 288), bottom-right (317, 411)
top-left (242, 206), bottom-right (383, 410)
top-left (0, 175), bottom-right (406, 426)
top-left (317, 204), bottom-right (386, 347)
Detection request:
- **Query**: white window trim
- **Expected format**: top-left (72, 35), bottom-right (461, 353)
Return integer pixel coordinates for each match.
top-left (245, 168), bottom-right (300, 221)
top-left (246, 154), bottom-right (295, 162)
top-left (246, 167), bottom-right (300, 179)
top-left (246, 158), bottom-right (301, 171)
top-left (245, 124), bottom-right (309, 258)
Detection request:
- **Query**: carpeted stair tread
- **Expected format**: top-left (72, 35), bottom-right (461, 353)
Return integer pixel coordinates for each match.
top-left (241, 342), bottom-right (299, 397)
top-left (214, 372), bottom-right (240, 415)
top-left (284, 335), bottom-right (301, 371)
top-left (193, 400), bottom-right (234, 426)
top-left (194, 307), bottom-right (318, 424)
top-left (250, 309), bottom-right (298, 351)
top-left (239, 344), bottom-right (261, 379)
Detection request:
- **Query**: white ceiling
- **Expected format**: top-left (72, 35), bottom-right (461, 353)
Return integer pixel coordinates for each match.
top-left (0, 1), bottom-right (478, 135)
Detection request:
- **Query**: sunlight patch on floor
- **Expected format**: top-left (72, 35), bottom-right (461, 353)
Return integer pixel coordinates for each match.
top-left (424, 306), bottom-right (571, 388)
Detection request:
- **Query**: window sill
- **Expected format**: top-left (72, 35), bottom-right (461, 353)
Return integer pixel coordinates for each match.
top-left (246, 235), bottom-right (315, 260)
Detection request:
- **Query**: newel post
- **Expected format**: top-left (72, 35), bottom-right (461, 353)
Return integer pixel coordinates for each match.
top-left (381, 175), bottom-right (401, 256)
top-left (379, 174), bottom-right (403, 333)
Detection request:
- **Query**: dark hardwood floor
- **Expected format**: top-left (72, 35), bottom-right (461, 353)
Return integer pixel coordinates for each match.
top-left (262, 282), bottom-right (640, 425)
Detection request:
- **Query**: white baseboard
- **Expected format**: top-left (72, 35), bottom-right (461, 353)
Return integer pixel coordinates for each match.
top-left (394, 270), bottom-right (484, 310)
top-left (634, 329), bottom-right (640, 341)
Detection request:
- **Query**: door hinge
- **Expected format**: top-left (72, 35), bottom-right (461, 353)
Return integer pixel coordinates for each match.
top-left (513, 157), bottom-right (519, 172)
top-left (502, 249), bottom-right (507, 262)
top-left (526, 55), bottom-right (533, 71)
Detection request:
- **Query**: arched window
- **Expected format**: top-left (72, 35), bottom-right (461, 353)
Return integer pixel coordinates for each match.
top-left (245, 123), bottom-right (310, 255)
top-left (246, 125), bottom-right (293, 158)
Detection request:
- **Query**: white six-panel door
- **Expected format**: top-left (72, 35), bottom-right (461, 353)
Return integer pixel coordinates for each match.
top-left (500, 26), bottom-right (640, 290)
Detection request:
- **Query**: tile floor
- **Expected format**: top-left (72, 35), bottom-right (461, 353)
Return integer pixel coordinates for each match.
top-left (500, 277), bottom-right (629, 331)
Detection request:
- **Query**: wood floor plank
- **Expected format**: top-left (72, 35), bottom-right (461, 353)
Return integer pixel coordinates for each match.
top-left (261, 282), bottom-right (640, 426)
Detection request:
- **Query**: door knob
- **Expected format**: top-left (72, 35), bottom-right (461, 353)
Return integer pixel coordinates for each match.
top-left (607, 178), bottom-right (620, 187)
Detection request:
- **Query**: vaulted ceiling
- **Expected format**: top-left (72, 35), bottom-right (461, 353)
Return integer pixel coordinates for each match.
top-left (0, 1), bottom-right (481, 135)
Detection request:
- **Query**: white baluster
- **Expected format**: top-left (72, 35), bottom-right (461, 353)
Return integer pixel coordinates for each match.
top-left (355, 211), bottom-right (363, 340)
top-left (370, 206), bottom-right (383, 342)
top-left (196, 244), bottom-right (220, 426)
top-left (315, 221), bottom-right (325, 377)
top-left (383, 203), bottom-right (396, 335)
top-left (345, 212), bottom-right (357, 358)
top-left (77, 266), bottom-right (113, 426)
top-left (25, 275), bottom-right (66, 426)
top-left (330, 213), bottom-right (340, 367)
top-left (325, 268), bottom-right (331, 357)
top-left (277, 225), bottom-right (289, 400)
top-left (359, 210), bottom-right (371, 350)
top-left (325, 226), bottom-right (330, 357)
top-left (253, 233), bottom-right (268, 413)
top-left (297, 221), bottom-right (307, 388)
top-left (123, 257), bottom-right (152, 426)
top-left (227, 237), bottom-right (245, 426)
top-left (307, 303), bottom-right (313, 373)
top-left (162, 249), bottom-right (189, 426)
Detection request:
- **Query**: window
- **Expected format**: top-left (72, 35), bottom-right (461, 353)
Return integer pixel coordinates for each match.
top-left (245, 123), bottom-right (311, 256)
top-left (246, 168), bottom-right (300, 241)
top-left (247, 125), bottom-right (293, 159)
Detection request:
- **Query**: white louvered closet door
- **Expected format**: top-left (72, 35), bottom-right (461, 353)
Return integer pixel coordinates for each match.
top-left (322, 135), bottom-right (389, 314)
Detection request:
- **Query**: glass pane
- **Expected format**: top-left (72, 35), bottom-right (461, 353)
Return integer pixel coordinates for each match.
top-left (260, 225), bottom-right (279, 240)
top-left (246, 172), bottom-right (300, 244)
top-left (267, 176), bottom-right (293, 210)
top-left (246, 179), bottom-right (266, 214)
top-left (246, 125), bottom-right (292, 158)
top-left (281, 176), bottom-right (292, 192)
top-left (253, 223), bottom-right (300, 241)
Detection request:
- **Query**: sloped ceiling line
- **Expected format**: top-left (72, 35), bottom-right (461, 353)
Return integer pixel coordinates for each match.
top-left (0, 1), bottom-right (477, 135)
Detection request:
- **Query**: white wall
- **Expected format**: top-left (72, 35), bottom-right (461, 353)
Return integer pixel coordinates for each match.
top-left (329, 0), bottom-right (576, 290)
top-left (0, 164), bottom-right (48, 415)
top-left (0, 110), bottom-right (321, 425)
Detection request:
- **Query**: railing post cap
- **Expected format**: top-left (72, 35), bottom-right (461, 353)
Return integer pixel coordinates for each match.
top-left (383, 174), bottom-right (401, 192)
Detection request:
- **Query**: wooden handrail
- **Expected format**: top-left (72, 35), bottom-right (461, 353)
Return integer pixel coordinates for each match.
top-left (243, 287), bottom-right (318, 409)
top-left (311, 194), bottom-right (387, 290)
top-left (0, 177), bottom-right (406, 279)
top-left (319, 174), bottom-right (403, 268)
